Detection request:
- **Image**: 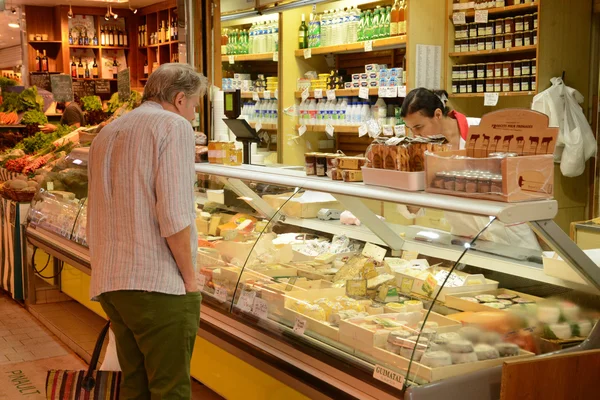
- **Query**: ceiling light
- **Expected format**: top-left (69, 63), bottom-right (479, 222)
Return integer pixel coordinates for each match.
top-left (129, 1), bottom-right (137, 14)
top-left (68, 4), bottom-right (74, 19)
top-left (8, 22), bottom-right (19, 29)
top-left (109, 6), bottom-right (118, 19)
top-left (11, 8), bottom-right (17, 15)
top-left (105, 4), bottom-right (110, 20)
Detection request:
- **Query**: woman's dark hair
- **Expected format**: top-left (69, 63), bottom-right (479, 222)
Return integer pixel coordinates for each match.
top-left (400, 88), bottom-right (450, 118)
top-left (73, 94), bottom-right (82, 107)
top-left (55, 102), bottom-right (66, 112)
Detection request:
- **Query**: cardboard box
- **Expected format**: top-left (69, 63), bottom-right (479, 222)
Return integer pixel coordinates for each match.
top-left (445, 289), bottom-right (543, 312)
top-left (425, 109), bottom-right (557, 203)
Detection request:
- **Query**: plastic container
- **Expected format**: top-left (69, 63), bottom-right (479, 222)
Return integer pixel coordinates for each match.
top-left (361, 167), bottom-right (426, 191)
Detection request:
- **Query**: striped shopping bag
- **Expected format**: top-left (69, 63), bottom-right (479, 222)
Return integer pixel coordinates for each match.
top-left (46, 321), bottom-right (120, 399)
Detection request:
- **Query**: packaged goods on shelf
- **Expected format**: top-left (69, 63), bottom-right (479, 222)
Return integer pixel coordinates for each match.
top-left (222, 20), bottom-right (279, 55)
top-left (451, 59), bottom-right (536, 94)
top-left (425, 109), bottom-right (557, 202)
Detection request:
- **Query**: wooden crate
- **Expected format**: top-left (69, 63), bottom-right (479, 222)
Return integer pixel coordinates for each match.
top-left (445, 289), bottom-right (543, 312)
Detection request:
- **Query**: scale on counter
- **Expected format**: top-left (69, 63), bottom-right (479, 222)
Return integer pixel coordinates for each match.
top-left (223, 90), bottom-right (260, 165)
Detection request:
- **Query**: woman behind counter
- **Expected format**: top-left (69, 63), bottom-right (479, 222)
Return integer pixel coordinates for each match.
top-left (400, 88), bottom-right (479, 149)
top-left (41, 94), bottom-right (86, 133)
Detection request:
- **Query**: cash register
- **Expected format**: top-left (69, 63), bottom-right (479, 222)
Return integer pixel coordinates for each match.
top-left (222, 90), bottom-right (260, 165)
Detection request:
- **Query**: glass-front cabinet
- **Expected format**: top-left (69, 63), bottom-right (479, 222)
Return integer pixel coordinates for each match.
top-left (194, 163), bottom-right (600, 399)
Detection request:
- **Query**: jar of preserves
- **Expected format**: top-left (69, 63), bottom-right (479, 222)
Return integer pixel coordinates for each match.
top-left (495, 19), bottom-right (504, 35)
top-left (533, 30), bottom-right (537, 45)
top-left (521, 76), bottom-right (530, 92)
top-left (533, 13), bottom-right (538, 29)
top-left (478, 175), bottom-right (492, 193)
top-left (455, 173), bottom-right (467, 192)
top-left (461, 39), bottom-right (469, 52)
top-left (495, 35), bottom-right (504, 49)
top-left (493, 78), bottom-right (501, 92)
top-left (476, 79), bottom-right (485, 93)
top-left (522, 59), bottom-right (531, 75)
top-left (515, 32), bottom-right (524, 47)
top-left (524, 30), bottom-right (532, 46)
top-left (452, 80), bottom-right (459, 94)
top-left (478, 37), bottom-right (486, 51)
top-left (491, 175), bottom-right (503, 194)
top-left (485, 35), bottom-right (494, 50)
top-left (468, 64), bottom-right (477, 79)
top-left (504, 33), bottom-right (514, 48)
top-left (502, 61), bottom-right (513, 77)
top-left (524, 14), bottom-right (533, 31)
top-left (454, 40), bottom-right (462, 53)
top-left (478, 23), bottom-right (486, 37)
top-left (477, 63), bottom-right (486, 78)
top-left (469, 23), bottom-right (478, 38)
top-left (502, 77), bottom-right (512, 92)
top-left (486, 22), bottom-right (494, 36)
top-left (469, 38), bottom-right (478, 52)
top-left (486, 63), bottom-right (495, 78)
top-left (513, 61), bottom-right (522, 77)
top-left (486, 78), bottom-right (495, 92)
top-left (444, 173), bottom-right (456, 191)
top-left (455, 25), bottom-right (468, 40)
top-left (316, 154), bottom-right (327, 176)
top-left (515, 16), bottom-right (524, 32)
top-left (459, 65), bottom-right (467, 79)
top-left (465, 175), bottom-right (479, 193)
top-left (495, 1), bottom-right (506, 7)
top-left (460, 80), bottom-right (468, 93)
top-left (531, 75), bottom-right (537, 91)
top-left (452, 65), bottom-right (460, 80)
top-left (504, 17), bottom-right (515, 34)
top-left (467, 79), bottom-right (475, 93)
top-left (512, 77), bottom-right (521, 92)
top-left (433, 172), bottom-right (446, 189)
top-left (305, 153), bottom-right (317, 175)
top-left (531, 59), bottom-right (537, 75)
top-left (494, 62), bottom-right (502, 77)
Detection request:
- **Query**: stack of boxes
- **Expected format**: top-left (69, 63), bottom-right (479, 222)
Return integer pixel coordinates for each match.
top-left (349, 64), bottom-right (405, 89)
top-left (222, 73), bottom-right (278, 93)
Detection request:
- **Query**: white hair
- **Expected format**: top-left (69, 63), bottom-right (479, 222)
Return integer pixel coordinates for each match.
top-left (142, 63), bottom-right (208, 104)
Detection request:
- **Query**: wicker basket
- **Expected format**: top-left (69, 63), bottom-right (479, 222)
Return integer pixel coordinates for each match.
top-left (0, 183), bottom-right (36, 203)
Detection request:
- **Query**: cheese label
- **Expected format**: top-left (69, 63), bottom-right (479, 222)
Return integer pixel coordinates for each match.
top-left (401, 250), bottom-right (419, 261)
top-left (237, 290), bottom-right (256, 312)
top-left (452, 12), bottom-right (466, 26)
top-left (383, 125), bottom-right (393, 136)
top-left (475, 10), bottom-right (488, 24)
top-left (293, 316), bottom-right (307, 335)
top-left (214, 286), bottom-right (228, 302)
top-left (398, 86), bottom-right (407, 97)
top-left (325, 123), bottom-right (335, 136)
top-left (373, 364), bottom-right (405, 390)
top-left (400, 277), bottom-right (414, 293)
top-left (263, 90), bottom-right (271, 100)
top-left (196, 273), bottom-right (206, 291)
top-left (394, 125), bottom-right (406, 136)
top-left (255, 122), bottom-right (262, 132)
top-left (272, 51), bottom-right (278, 62)
top-left (298, 125), bottom-right (307, 136)
top-left (358, 124), bottom-right (368, 137)
top-left (326, 89), bottom-right (336, 101)
top-left (422, 273), bottom-right (438, 297)
top-left (46, 181), bottom-right (54, 191)
top-left (346, 279), bottom-right (367, 298)
top-left (364, 40), bottom-right (373, 52)
top-left (251, 298), bottom-right (269, 319)
top-left (301, 87), bottom-right (310, 101)
top-left (386, 86), bottom-right (398, 98)
top-left (362, 242), bottom-right (387, 263)
top-left (378, 86), bottom-right (386, 98)
top-left (484, 92), bottom-right (499, 106)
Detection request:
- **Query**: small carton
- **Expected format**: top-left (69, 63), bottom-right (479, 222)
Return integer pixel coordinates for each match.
top-left (368, 72), bottom-right (379, 80)
top-left (360, 81), bottom-right (369, 88)
top-left (341, 169), bottom-right (363, 182)
top-left (360, 73), bottom-right (369, 80)
top-left (352, 73), bottom-right (361, 82)
top-left (337, 156), bottom-right (367, 170)
top-left (365, 64), bottom-right (380, 73)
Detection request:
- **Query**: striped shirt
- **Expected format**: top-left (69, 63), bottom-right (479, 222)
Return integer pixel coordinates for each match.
top-left (88, 101), bottom-right (197, 299)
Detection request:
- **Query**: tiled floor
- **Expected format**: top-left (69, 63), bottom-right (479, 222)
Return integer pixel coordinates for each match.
top-left (0, 291), bottom-right (223, 399)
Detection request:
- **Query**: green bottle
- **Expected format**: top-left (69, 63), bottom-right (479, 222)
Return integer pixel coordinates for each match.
top-left (365, 10), bottom-right (373, 40)
top-left (385, 6), bottom-right (392, 38)
top-left (357, 11), bottom-right (364, 41)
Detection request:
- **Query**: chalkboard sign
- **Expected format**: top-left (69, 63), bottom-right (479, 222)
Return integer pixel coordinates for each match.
top-left (117, 68), bottom-right (131, 102)
top-left (29, 73), bottom-right (51, 92)
top-left (73, 80), bottom-right (96, 97)
top-left (50, 74), bottom-right (74, 102)
top-left (95, 79), bottom-right (111, 94)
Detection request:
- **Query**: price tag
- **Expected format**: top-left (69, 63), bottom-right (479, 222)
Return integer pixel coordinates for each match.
top-left (394, 125), bottom-right (406, 136)
top-left (273, 51), bottom-right (279, 62)
top-left (252, 92), bottom-right (260, 102)
top-left (364, 40), bottom-right (373, 52)
top-left (46, 181), bottom-right (54, 191)
top-left (325, 123), bottom-right (335, 136)
top-left (313, 89), bottom-right (323, 99)
top-left (452, 12), bottom-right (466, 25)
top-left (237, 290), bottom-right (256, 312)
top-left (196, 273), bottom-right (206, 291)
top-left (255, 122), bottom-right (262, 132)
top-left (251, 297), bottom-right (269, 319)
top-left (386, 86), bottom-right (398, 98)
top-left (263, 90), bottom-right (271, 100)
top-left (358, 124), bottom-right (368, 137)
top-left (293, 316), bottom-right (307, 335)
top-left (326, 89), bottom-right (336, 101)
top-left (274, 89), bottom-right (278, 99)
top-left (398, 85), bottom-right (407, 97)
top-left (475, 10), bottom-right (488, 23)
top-left (383, 125), bottom-right (394, 136)
top-left (378, 86), bottom-right (386, 98)
top-left (400, 277), bottom-right (414, 293)
top-left (228, 55), bottom-right (235, 64)
top-left (358, 87), bottom-right (370, 100)
top-left (484, 92), bottom-right (499, 106)
top-left (303, 48), bottom-right (311, 59)
top-left (298, 125), bottom-right (307, 136)
top-left (214, 286), bottom-right (228, 302)
top-left (301, 87), bottom-right (310, 101)
top-left (373, 364), bottom-right (405, 390)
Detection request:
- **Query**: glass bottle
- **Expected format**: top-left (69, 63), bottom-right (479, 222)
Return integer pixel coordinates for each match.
top-left (42, 50), bottom-right (48, 72)
top-left (112, 58), bottom-right (118, 79)
top-left (298, 13), bottom-right (308, 49)
top-left (385, 6), bottom-right (392, 38)
top-left (92, 58), bottom-right (98, 78)
top-left (391, 0), bottom-right (400, 37)
top-left (144, 59), bottom-right (149, 78)
top-left (84, 62), bottom-right (90, 79)
top-left (35, 50), bottom-right (41, 72)
top-left (69, 30), bottom-right (74, 45)
top-left (77, 57), bottom-right (84, 78)
top-left (71, 57), bottom-right (77, 78)
top-left (398, 0), bottom-right (407, 35)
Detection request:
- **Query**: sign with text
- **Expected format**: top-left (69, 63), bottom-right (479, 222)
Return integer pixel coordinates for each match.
top-left (117, 68), bottom-right (131, 102)
top-left (29, 73), bottom-right (51, 92)
top-left (94, 79), bottom-right (111, 94)
top-left (72, 80), bottom-right (96, 97)
top-left (50, 74), bottom-right (74, 102)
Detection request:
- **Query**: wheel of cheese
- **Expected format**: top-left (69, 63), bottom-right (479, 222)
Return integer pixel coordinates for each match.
top-left (400, 346), bottom-right (424, 361)
top-left (450, 351), bottom-right (478, 364)
top-left (494, 342), bottom-right (520, 357)
top-left (447, 339), bottom-right (474, 353)
top-left (420, 351), bottom-right (452, 368)
top-left (458, 326), bottom-right (482, 343)
top-left (474, 344), bottom-right (500, 361)
top-left (480, 331), bottom-right (502, 345)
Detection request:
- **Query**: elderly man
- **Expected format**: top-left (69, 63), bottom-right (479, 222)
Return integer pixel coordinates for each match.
top-left (88, 63), bottom-right (207, 399)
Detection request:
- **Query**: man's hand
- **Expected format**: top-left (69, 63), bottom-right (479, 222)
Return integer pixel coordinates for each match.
top-left (40, 123), bottom-right (57, 133)
top-left (185, 281), bottom-right (199, 293)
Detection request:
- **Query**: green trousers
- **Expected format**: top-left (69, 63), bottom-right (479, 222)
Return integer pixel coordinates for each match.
top-left (98, 290), bottom-right (202, 400)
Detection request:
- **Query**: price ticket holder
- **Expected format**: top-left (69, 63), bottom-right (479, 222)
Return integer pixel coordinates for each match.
top-left (223, 90), bottom-right (260, 165)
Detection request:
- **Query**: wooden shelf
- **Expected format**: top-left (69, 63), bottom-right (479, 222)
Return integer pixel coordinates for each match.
top-left (0, 124), bottom-right (26, 129)
top-left (249, 122), bottom-right (278, 131)
top-left (450, 91), bottom-right (536, 98)
top-left (69, 45), bottom-right (100, 49)
top-left (72, 78), bottom-right (116, 81)
top-left (147, 41), bottom-right (178, 48)
top-left (241, 91), bottom-right (278, 99)
top-left (294, 87), bottom-right (399, 98)
top-left (295, 124), bottom-right (361, 134)
top-left (101, 46), bottom-right (131, 50)
top-left (294, 36), bottom-right (407, 57)
top-left (221, 53), bottom-right (277, 62)
top-left (451, 2), bottom-right (539, 19)
top-left (449, 45), bottom-right (537, 57)
top-left (28, 41), bottom-right (62, 45)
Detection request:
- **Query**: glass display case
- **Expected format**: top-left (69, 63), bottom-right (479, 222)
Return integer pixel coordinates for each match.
top-left (193, 163), bottom-right (600, 399)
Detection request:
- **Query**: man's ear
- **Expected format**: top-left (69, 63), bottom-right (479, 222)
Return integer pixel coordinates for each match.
top-left (174, 92), bottom-right (186, 108)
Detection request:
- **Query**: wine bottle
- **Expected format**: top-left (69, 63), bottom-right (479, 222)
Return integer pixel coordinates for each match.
top-left (35, 50), bottom-right (42, 72)
top-left (71, 57), bottom-right (77, 78)
top-left (144, 59), bottom-right (149, 78)
top-left (123, 29), bottom-right (128, 47)
top-left (101, 27), bottom-right (105, 46)
top-left (85, 63), bottom-right (90, 79)
top-left (117, 29), bottom-right (122, 46)
top-left (92, 58), bottom-right (98, 78)
top-left (173, 18), bottom-right (177, 41)
top-left (83, 28), bottom-right (89, 46)
top-left (112, 58), bottom-right (118, 79)
top-left (93, 31), bottom-right (98, 46)
top-left (165, 20), bottom-right (170, 42)
top-left (298, 14), bottom-right (308, 49)
top-left (42, 50), bottom-right (48, 72)
top-left (69, 30), bottom-right (74, 45)
top-left (109, 26), bottom-right (114, 46)
top-left (158, 22), bottom-right (162, 43)
top-left (78, 57), bottom-right (84, 78)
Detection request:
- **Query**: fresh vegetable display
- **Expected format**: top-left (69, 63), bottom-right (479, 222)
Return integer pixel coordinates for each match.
top-left (0, 86), bottom-right (44, 113)
top-left (82, 95), bottom-right (106, 125)
top-left (0, 76), bottom-right (17, 91)
top-left (0, 112), bottom-right (19, 125)
top-left (21, 110), bottom-right (48, 126)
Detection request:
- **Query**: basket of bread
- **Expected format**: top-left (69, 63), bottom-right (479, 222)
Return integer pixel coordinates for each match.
top-left (0, 178), bottom-right (38, 203)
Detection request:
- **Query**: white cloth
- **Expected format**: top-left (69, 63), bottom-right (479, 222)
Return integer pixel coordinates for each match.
top-left (532, 77), bottom-right (596, 177)
top-left (99, 328), bottom-right (121, 371)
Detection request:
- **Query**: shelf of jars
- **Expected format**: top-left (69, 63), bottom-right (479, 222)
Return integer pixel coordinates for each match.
top-left (449, 44), bottom-right (536, 57)
top-left (450, 90), bottom-right (535, 98)
top-left (294, 124), bottom-right (361, 134)
top-left (294, 88), bottom-right (388, 98)
top-left (451, 2), bottom-right (539, 18)
top-left (143, 40), bottom-right (178, 49)
top-left (294, 35), bottom-right (406, 57)
top-left (221, 52), bottom-right (277, 63)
